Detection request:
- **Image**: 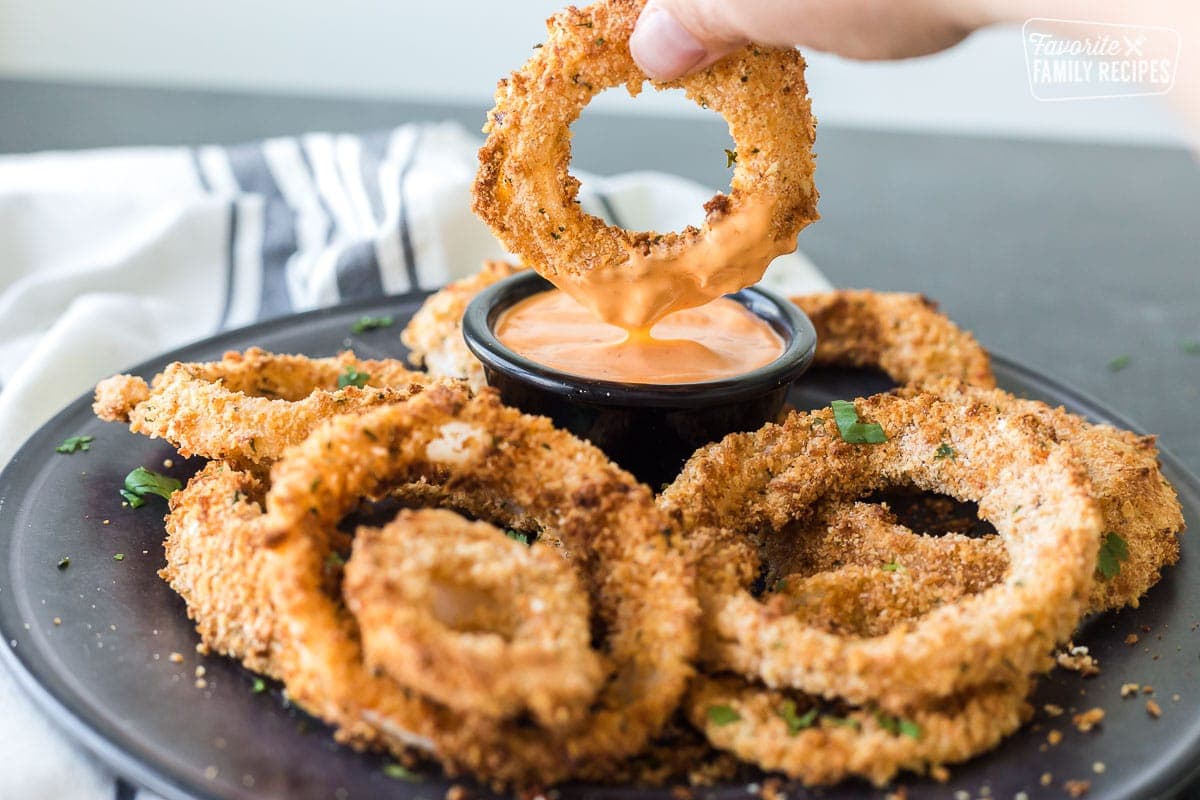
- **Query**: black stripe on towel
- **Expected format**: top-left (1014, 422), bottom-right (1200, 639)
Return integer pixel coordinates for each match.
top-left (334, 239), bottom-right (384, 301)
top-left (226, 144), bottom-right (299, 320)
top-left (114, 777), bottom-right (138, 800)
top-left (217, 200), bottom-right (239, 329)
top-left (357, 130), bottom-right (391, 227)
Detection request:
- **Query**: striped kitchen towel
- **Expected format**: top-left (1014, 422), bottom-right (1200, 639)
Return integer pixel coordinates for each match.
top-left (0, 120), bottom-right (827, 800)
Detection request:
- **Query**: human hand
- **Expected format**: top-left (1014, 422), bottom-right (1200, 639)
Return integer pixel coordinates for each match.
top-left (629, 0), bottom-right (991, 80)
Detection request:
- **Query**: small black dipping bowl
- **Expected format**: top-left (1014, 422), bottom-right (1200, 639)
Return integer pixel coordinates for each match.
top-left (463, 272), bottom-right (817, 487)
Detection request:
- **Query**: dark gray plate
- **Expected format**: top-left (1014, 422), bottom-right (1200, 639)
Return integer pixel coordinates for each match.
top-left (1, 291), bottom-right (1198, 800)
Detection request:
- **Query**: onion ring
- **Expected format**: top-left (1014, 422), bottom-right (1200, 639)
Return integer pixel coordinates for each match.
top-left (261, 384), bottom-right (697, 786)
top-left (401, 260), bottom-right (524, 390)
top-left (688, 675), bottom-right (1032, 787)
top-left (904, 380), bottom-right (1184, 612)
top-left (472, 0), bottom-right (818, 329)
top-left (660, 391), bottom-right (1101, 711)
top-left (790, 290), bottom-right (994, 387)
top-left (343, 507), bottom-right (606, 730)
top-left (94, 347), bottom-right (431, 466)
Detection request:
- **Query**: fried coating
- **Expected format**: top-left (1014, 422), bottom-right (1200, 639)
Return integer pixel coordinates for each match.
top-left (93, 348), bottom-right (432, 467)
top-left (261, 385), bottom-right (698, 787)
top-left (343, 508), bottom-right (605, 731)
top-left (661, 392), bottom-right (1102, 712)
top-left (401, 260), bottom-right (524, 390)
top-left (689, 675), bottom-right (1033, 787)
top-left (473, 0), bottom-right (818, 328)
top-left (160, 463), bottom-right (281, 677)
top-left (906, 380), bottom-right (1185, 612)
top-left (791, 290), bottom-right (994, 387)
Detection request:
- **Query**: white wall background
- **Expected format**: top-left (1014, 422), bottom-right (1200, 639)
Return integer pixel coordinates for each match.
top-left (0, 0), bottom-right (1189, 146)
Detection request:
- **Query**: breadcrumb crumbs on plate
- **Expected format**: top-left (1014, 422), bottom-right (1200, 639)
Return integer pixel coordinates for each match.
top-left (168, 651), bottom-right (184, 663)
top-left (1073, 708), bottom-right (1105, 732)
top-left (1143, 685), bottom-right (1155, 694)
top-left (1044, 703), bottom-right (1064, 717)
top-left (1124, 633), bottom-right (1139, 645)
top-left (1041, 773), bottom-right (1053, 787)
top-left (445, 785), bottom-right (471, 800)
top-left (1120, 682), bottom-right (1140, 697)
top-left (1092, 762), bottom-right (1106, 774)
top-left (1047, 729), bottom-right (1063, 746)
top-left (1147, 699), bottom-right (1163, 718)
top-left (1064, 779), bottom-right (1091, 797)
top-left (930, 765), bottom-right (950, 783)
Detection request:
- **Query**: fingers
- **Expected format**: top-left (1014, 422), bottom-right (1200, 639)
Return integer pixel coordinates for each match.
top-left (631, 0), bottom-right (983, 80)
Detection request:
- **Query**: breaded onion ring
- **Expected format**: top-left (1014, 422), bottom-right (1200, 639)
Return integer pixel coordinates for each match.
top-left (93, 348), bottom-right (431, 466)
top-left (688, 675), bottom-right (1032, 787)
top-left (343, 508), bottom-right (606, 730)
top-left (905, 380), bottom-right (1185, 612)
top-left (660, 392), bottom-right (1101, 712)
top-left (473, 0), bottom-right (818, 329)
top-left (261, 385), bottom-right (698, 786)
top-left (401, 260), bottom-right (524, 390)
top-left (790, 290), bottom-right (994, 387)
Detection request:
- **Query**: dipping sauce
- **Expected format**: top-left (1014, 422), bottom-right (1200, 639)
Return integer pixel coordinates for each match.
top-left (495, 289), bottom-right (784, 384)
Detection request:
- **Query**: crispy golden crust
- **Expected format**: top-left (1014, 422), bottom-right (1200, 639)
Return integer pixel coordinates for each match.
top-left (343, 508), bottom-right (606, 731)
top-left (688, 675), bottom-right (1032, 787)
top-left (906, 380), bottom-right (1185, 613)
top-left (791, 290), bottom-right (995, 387)
top-left (401, 260), bottom-right (525, 390)
top-left (93, 348), bottom-right (432, 466)
top-left (160, 463), bottom-right (282, 677)
top-left (660, 392), bottom-right (1102, 712)
top-left (473, 0), bottom-right (817, 324)
top-left (261, 385), bottom-right (698, 787)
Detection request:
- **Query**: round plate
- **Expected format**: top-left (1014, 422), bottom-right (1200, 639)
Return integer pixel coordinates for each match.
top-left (1, 292), bottom-right (1198, 800)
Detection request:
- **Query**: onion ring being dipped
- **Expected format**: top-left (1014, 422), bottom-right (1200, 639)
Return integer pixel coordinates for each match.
top-left (401, 260), bottom-right (525, 390)
top-left (660, 391), bottom-right (1101, 712)
top-left (93, 348), bottom-right (432, 467)
top-left (261, 384), bottom-right (698, 787)
top-left (790, 290), bottom-right (995, 387)
top-left (343, 507), bottom-right (606, 731)
top-left (904, 380), bottom-right (1185, 613)
top-left (473, 0), bottom-right (818, 330)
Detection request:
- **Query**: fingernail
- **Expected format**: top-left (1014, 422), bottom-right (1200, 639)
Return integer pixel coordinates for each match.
top-left (630, 3), bottom-right (707, 81)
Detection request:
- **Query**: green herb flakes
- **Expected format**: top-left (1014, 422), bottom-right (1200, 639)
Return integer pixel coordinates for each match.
top-left (724, 149), bottom-right (738, 168)
top-left (882, 560), bottom-right (902, 572)
top-left (383, 763), bottom-right (420, 781)
top-left (57, 557), bottom-right (70, 570)
top-left (113, 553), bottom-right (125, 561)
top-left (777, 700), bottom-right (818, 735)
top-left (505, 530), bottom-right (530, 546)
top-left (707, 705), bottom-right (741, 726)
top-left (251, 678), bottom-right (267, 694)
top-left (350, 315), bottom-right (394, 334)
top-left (338, 365), bottom-right (370, 388)
top-left (1107, 355), bottom-right (1132, 372)
top-left (935, 442), bottom-right (956, 460)
top-left (1181, 339), bottom-right (1200, 355)
top-left (1096, 531), bottom-right (1129, 580)
top-left (56, 435), bottom-right (94, 454)
top-left (830, 400), bottom-right (887, 445)
top-left (121, 467), bottom-right (181, 508)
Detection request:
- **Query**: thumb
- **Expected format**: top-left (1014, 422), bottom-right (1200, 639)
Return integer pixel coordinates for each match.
top-left (629, 0), bottom-right (744, 82)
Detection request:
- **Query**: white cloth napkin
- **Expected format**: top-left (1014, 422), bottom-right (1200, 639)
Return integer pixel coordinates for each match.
top-left (0, 121), bottom-right (829, 800)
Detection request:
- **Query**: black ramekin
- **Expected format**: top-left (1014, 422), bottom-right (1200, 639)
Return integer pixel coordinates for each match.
top-left (462, 272), bottom-right (817, 487)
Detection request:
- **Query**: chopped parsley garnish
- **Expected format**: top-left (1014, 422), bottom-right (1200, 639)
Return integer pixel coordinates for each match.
top-left (777, 700), bottom-right (818, 735)
top-left (338, 365), bottom-right (370, 388)
top-left (1181, 339), bottom-right (1200, 355)
top-left (1096, 531), bottom-right (1130, 580)
top-left (830, 400), bottom-right (887, 444)
top-left (325, 551), bottom-right (346, 568)
top-left (707, 705), bottom-right (741, 726)
top-left (113, 553), bottom-right (125, 561)
top-left (382, 763), bottom-right (420, 781)
top-left (882, 560), bottom-right (902, 572)
top-left (251, 678), bottom-right (267, 694)
top-left (825, 716), bottom-right (861, 730)
top-left (122, 467), bottom-right (182, 508)
top-left (350, 315), bottom-right (394, 334)
top-left (935, 443), bottom-right (956, 460)
top-left (1107, 355), bottom-right (1131, 372)
top-left (505, 529), bottom-right (530, 546)
top-left (57, 557), bottom-right (70, 570)
top-left (56, 435), bottom-right (94, 454)
top-left (724, 148), bottom-right (738, 168)
top-left (876, 713), bottom-right (922, 739)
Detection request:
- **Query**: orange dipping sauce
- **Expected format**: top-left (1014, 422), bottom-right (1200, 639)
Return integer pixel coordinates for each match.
top-left (495, 289), bottom-right (784, 384)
